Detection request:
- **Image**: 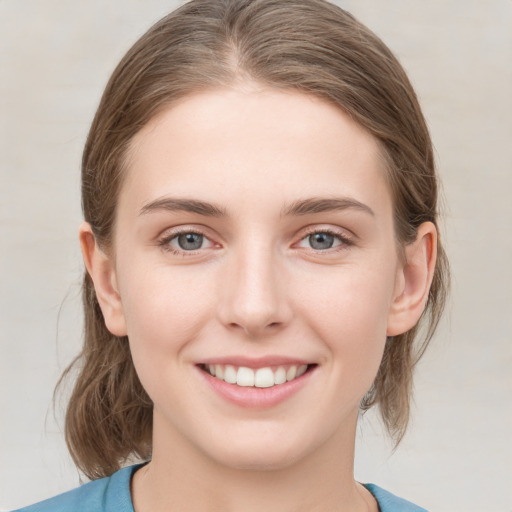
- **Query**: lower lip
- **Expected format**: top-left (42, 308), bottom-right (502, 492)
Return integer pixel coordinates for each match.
top-left (197, 366), bottom-right (315, 408)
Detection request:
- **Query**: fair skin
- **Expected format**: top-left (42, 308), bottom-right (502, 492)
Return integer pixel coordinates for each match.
top-left (81, 86), bottom-right (436, 512)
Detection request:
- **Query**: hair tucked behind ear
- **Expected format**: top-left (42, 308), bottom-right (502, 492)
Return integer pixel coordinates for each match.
top-left (57, 274), bottom-right (152, 479)
top-left (59, 0), bottom-right (449, 478)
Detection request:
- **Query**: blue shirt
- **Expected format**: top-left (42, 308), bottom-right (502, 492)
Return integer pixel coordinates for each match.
top-left (12, 465), bottom-right (428, 512)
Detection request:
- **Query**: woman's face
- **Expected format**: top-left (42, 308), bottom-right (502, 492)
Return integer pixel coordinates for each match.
top-left (104, 87), bottom-right (407, 469)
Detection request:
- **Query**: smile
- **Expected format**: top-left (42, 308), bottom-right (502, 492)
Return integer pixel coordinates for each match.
top-left (200, 364), bottom-right (311, 388)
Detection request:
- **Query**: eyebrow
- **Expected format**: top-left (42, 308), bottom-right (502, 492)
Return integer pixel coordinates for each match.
top-left (281, 197), bottom-right (375, 217)
top-left (140, 197), bottom-right (227, 217)
top-left (139, 196), bottom-right (374, 218)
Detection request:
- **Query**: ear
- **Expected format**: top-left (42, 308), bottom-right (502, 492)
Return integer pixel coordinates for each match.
top-left (387, 222), bottom-right (437, 336)
top-left (79, 222), bottom-right (127, 336)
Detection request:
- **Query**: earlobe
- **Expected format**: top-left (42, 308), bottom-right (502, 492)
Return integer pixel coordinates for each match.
top-left (386, 222), bottom-right (437, 336)
top-left (79, 222), bottom-right (127, 337)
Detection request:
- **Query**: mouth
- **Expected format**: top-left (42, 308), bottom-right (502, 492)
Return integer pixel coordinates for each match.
top-left (198, 363), bottom-right (316, 388)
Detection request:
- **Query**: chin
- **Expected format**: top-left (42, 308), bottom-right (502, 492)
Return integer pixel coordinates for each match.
top-left (202, 427), bottom-right (317, 472)
top-left (217, 447), bottom-right (304, 472)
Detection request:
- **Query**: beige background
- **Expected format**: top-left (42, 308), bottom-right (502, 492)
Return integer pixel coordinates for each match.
top-left (1, 1), bottom-right (511, 510)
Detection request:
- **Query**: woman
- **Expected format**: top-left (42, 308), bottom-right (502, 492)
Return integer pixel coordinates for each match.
top-left (14, 0), bottom-right (448, 510)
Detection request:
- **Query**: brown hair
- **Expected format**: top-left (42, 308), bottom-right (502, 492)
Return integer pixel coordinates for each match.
top-left (61, 0), bottom-right (449, 479)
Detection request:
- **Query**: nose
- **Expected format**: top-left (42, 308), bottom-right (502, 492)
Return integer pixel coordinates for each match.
top-left (216, 243), bottom-right (292, 338)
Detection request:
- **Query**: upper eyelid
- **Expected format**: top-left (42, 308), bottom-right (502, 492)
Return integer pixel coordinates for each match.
top-left (294, 226), bottom-right (356, 253)
top-left (298, 231), bottom-right (352, 246)
top-left (158, 230), bottom-right (217, 255)
top-left (157, 227), bottom-right (215, 250)
top-left (157, 225), bottom-right (215, 241)
top-left (299, 225), bottom-right (355, 240)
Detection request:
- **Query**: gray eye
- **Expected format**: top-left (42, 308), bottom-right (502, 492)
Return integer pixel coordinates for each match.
top-left (177, 233), bottom-right (204, 250)
top-left (308, 233), bottom-right (335, 250)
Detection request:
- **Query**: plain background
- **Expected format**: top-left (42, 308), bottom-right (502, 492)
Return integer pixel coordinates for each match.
top-left (1, 1), bottom-right (511, 510)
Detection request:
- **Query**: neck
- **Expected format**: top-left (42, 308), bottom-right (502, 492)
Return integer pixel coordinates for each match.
top-left (132, 412), bottom-right (375, 512)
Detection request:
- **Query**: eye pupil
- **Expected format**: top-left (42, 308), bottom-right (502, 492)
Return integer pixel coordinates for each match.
top-left (177, 233), bottom-right (203, 250)
top-left (309, 233), bottom-right (334, 250)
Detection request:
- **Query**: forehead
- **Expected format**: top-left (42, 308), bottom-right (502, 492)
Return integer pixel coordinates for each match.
top-left (121, 87), bottom-right (391, 219)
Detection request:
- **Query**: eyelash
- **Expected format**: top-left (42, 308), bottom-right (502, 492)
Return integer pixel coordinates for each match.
top-left (299, 228), bottom-right (354, 252)
top-left (157, 227), bottom-right (354, 256)
top-left (158, 228), bottom-right (213, 256)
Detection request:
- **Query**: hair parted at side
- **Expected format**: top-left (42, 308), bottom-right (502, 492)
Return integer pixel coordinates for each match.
top-left (60, 0), bottom-right (449, 479)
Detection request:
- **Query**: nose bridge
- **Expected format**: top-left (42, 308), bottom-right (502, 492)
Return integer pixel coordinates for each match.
top-left (218, 236), bottom-right (289, 336)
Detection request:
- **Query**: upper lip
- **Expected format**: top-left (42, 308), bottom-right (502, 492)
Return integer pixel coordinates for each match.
top-left (197, 355), bottom-right (312, 369)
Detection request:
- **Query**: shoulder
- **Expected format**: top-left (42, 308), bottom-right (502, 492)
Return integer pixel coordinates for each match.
top-left (364, 484), bottom-right (429, 512)
top-left (10, 465), bottom-right (139, 512)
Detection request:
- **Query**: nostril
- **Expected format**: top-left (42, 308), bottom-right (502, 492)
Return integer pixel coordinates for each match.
top-left (227, 321), bottom-right (281, 333)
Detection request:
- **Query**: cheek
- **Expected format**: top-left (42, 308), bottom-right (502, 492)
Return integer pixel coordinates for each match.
top-left (297, 264), bottom-right (394, 373)
top-left (117, 263), bottom-right (220, 407)
top-left (118, 261), bottom-right (216, 356)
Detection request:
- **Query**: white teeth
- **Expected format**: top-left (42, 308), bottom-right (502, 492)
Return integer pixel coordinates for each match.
top-left (205, 363), bottom-right (310, 387)
top-left (224, 365), bottom-right (237, 384)
top-left (254, 367), bottom-right (274, 388)
top-left (237, 367), bottom-right (255, 387)
top-left (286, 366), bottom-right (297, 381)
top-left (274, 366), bottom-right (287, 385)
top-left (296, 364), bottom-right (308, 377)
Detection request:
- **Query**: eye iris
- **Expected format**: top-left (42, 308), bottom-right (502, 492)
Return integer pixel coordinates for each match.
top-left (177, 233), bottom-right (203, 250)
top-left (309, 232), bottom-right (334, 250)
